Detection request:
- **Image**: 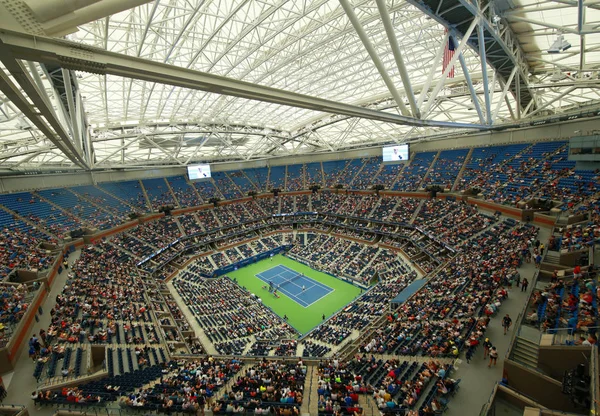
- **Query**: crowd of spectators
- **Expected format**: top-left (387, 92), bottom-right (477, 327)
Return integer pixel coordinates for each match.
top-left (0, 283), bottom-right (32, 346)
top-left (173, 277), bottom-right (297, 355)
top-left (121, 357), bottom-right (241, 413)
top-left (360, 219), bottom-right (538, 357)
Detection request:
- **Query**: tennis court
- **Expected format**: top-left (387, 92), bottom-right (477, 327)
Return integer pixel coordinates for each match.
top-left (256, 264), bottom-right (334, 307)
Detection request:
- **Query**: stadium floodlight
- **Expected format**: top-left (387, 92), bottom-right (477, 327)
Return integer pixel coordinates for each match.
top-left (548, 34), bottom-right (571, 54)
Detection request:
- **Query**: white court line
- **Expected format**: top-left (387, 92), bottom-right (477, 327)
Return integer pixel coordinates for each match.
top-left (278, 264), bottom-right (334, 293)
top-left (256, 265), bottom-right (334, 308)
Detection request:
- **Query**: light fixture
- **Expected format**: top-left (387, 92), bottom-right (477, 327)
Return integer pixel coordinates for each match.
top-left (548, 34), bottom-right (571, 53)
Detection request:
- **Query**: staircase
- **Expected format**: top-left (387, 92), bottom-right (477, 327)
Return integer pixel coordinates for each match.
top-left (319, 161), bottom-right (325, 187)
top-left (0, 204), bottom-right (58, 241)
top-left (184, 177), bottom-right (205, 204)
top-left (452, 147), bottom-right (474, 191)
top-left (389, 159), bottom-right (410, 189)
top-left (511, 336), bottom-right (539, 368)
top-left (303, 365), bottom-right (319, 415)
top-left (348, 159), bottom-right (370, 188)
top-left (242, 170), bottom-right (260, 193)
top-left (163, 178), bottom-right (180, 207)
top-left (418, 150), bottom-right (441, 189)
top-left (95, 185), bottom-right (137, 211)
top-left (173, 217), bottom-right (187, 236)
top-left (409, 199), bottom-right (426, 224)
top-left (138, 180), bottom-right (152, 211)
top-left (544, 251), bottom-right (561, 265)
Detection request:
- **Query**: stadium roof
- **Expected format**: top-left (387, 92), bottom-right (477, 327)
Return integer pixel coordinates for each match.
top-left (0, 0), bottom-right (598, 170)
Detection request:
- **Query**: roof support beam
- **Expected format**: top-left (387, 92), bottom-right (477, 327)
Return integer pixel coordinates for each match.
top-left (0, 67), bottom-right (88, 169)
top-left (477, 20), bottom-right (492, 125)
top-left (422, 18), bottom-right (479, 116)
top-left (453, 34), bottom-right (485, 124)
top-left (493, 66), bottom-right (517, 122)
top-left (338, 0), bottom-right (410, 117)
top-left (375, 0), bottom-right (420, 118)
top-left (418, 33), bottom-right (448, 110)
top-left (526, 87), bottom-right (577, 118)
top-left (0, 41), bottom-right (89, 169)
top-left (0, 29), bottom-right (486, 130)
top-left (61, 69), bottom-right (82, 153)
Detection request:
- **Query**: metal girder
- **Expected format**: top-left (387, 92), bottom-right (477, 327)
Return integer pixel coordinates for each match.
top-left (0, 68), bottom-right (87, 169)
top-left (407, 0), bottom-right (537, 115)
top-left (477, 20), bottom-right (492, 125)
top-left (339, 0), bottom-right (410, 117)
top-left (0, 41), bottom-right (89, 169)
top-left (0, 29), bottom-right (487, 131)
top-left (375, 0), bottom-right (419, 118)
top-left (422, 18), bottom-right (479, 116)
top-left (453, 34), bottom-right (485, 124)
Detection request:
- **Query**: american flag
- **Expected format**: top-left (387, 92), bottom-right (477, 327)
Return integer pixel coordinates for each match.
top-left (442, 29), bottom-right (455, 78)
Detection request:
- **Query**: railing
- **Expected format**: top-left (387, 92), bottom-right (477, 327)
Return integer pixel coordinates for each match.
top-left (505, 312), bottom-right (524, 361)
top-left (478, 382), bottom-right (499, 416)
top-left (546, 326), bottom-right (600, 345)
top-left (591, 345), bottom-right (600, 416)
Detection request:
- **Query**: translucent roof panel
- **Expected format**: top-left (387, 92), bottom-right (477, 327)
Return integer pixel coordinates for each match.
top-left (0, 0), bottom-right (599, 169)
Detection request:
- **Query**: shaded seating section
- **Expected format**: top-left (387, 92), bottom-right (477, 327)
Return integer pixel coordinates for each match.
top-left (372, 163), bottom-right (404, 189)
top-left (394, 151), bottom-right (437, 191)
top-left (141, 178), bottom-right (176, 211)
top-left (193, 179), bottom-right (221, 200)
top-left (244, 167), bottom-right (269, 192)
top-left (316, 357), bottom-right (455, 415)
top-left (97, 180), bottom-right (149, 212)
top-left (37, 189), bottom-right (119, 230)
top-left (553, 222), bottom-right (600, 252)
top-left (306, 162), bottom-right (324, 187)
top-left (212, 171), bottom-right (243, 200)
top-left (34, 364), bottom-right (165, 408)
top-left (422, 148), bottom-right (469, 189)
top-left (545, 170), bottom-right (600, 209)
top-left (334, 159), bottom-right (363, 188)
top-left (458, 142), bottom-right (530, 193)
top-left (287, 164), bottom-right (305, 191)
top-left (323, 159), bottom-right (350, 188)
top-left (32, 242), bottom-right (173, 384)
top-left (70, 185), bottom-right (133, 217)
top-left (351, 157), bottom-right (380, 189)
top-left (166, 175), bottom-right (203, 207)
top-left (0, 283), bottom-right (35, 347)
top-left (227, 170), bottom-right (258, 194)
top-left (528, 277), bottom-right (598, 337)
top-left (127, 217), bottom-right (183, 249)
top-left (268, 166), bottom-right (286, 190)
top-left (0, 191), bottom-right (81, 238)
top-left (0, 219), bottom-right (55, 277)
top-left (486, 141), bottom-right (570, 205)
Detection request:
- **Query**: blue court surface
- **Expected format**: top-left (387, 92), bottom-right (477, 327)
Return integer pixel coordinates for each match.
top-left (256, 265), bottom-right (334, 307)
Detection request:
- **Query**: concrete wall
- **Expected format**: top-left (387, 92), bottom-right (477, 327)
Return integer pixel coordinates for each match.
top-left (537, 346), bottom-right (591, 381)
top-left (504, 359), bottom-right (582, 413)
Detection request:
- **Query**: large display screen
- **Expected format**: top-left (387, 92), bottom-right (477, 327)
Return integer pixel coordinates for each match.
top-left (187, 164), bottom-right (212, 180)
top-left (382, 144), bottom-right (409, 162)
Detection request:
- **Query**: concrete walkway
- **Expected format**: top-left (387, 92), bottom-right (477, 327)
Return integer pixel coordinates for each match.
top-left (2, 250), bottom-right (81, 415)
top-left (444, 226), bottom-right (551, 416)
